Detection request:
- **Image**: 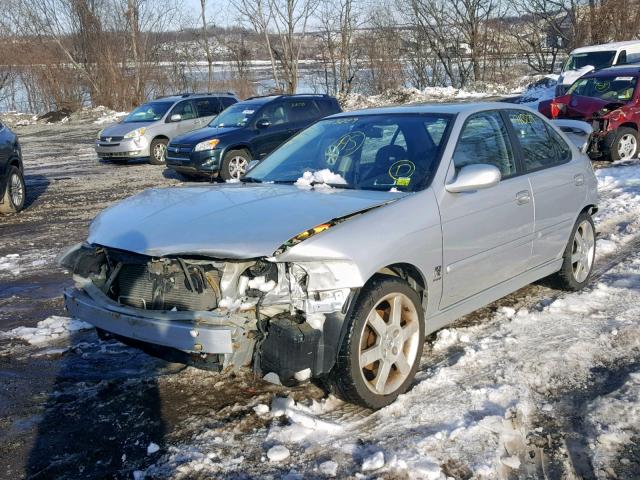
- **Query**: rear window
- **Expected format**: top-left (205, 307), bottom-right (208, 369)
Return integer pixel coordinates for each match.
top-left (194, 98), bottom-right (222, 117)
top-left (285, 99), bottom-right (321, 123)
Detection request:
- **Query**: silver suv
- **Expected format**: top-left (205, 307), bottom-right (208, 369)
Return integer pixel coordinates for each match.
top-left (95, 93), bottom-right (238, 165)
top-left (63, 103), bottom-right (598, 409)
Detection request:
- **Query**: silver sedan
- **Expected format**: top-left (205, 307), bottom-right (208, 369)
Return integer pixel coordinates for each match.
top-left (61, 103), bottom-right (598, 409)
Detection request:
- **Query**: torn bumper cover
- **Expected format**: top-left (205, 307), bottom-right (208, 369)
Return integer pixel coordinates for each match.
top-left (63, 282), bottom-right (254, 367)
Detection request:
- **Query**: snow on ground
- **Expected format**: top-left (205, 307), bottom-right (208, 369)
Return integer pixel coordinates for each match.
top-left (139, 160), bottom-right (640, 479)
top-left (585, 372), bottom-right (640, 476)
top-left (0, 249), bottom-right (57, 278)
top-left (92, 106), bottom-right (128, 125)
top-left (1, 315), bottom-right (92, 345)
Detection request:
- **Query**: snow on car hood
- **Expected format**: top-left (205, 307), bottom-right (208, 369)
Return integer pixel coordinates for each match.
top-left (88, 183), bottom-right (408, 258)
top-left (558, 65), bottom-right (594, 86)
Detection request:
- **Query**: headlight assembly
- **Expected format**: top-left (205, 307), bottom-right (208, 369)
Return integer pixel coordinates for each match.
top-left (194, 139), bottom-right (220, 152)
top-left (124, 127), bottom-right (146, 139)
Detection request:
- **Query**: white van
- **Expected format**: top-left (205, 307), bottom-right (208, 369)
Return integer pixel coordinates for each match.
top-left (556, 40), bottom-right (640, 95)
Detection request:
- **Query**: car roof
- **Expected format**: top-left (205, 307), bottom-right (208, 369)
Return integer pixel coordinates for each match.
top-left (571, 40), bottom-right (640, 55)
top-left (153, 93), bottom-right (237, 103)
top-left (328, 102), bottom-right (531, 118)
top-left (582, 65), bottom-right (640, 78)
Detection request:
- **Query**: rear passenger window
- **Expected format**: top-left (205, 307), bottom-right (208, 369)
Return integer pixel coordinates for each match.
top-left (284, 100), bottom-right (321, 123)
top-left (220, 97), bottom-right (237, 109)
top-left (506, 110), bottom-right (567, 171)
top-left (453, 111), bottom-right (516, 178)
top-left (194, 98), bottom-right (222, 117)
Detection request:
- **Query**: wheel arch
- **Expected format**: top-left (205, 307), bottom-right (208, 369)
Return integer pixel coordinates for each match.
top-left (151, 134), bottom-right (170, 143)
top-left (221, 143), bottom-right (253, 160)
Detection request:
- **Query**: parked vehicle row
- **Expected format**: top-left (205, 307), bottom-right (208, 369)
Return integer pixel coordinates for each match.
top-left (96, 92), bottom-right (239, 165)
top-left (61, 103), bottom-right (598, 409)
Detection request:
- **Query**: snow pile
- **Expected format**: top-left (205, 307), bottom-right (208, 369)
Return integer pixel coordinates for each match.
top-left (340, 85), bottom-right (509, 110)
top-left (294, 169), bottom-right (347, 189)
top-left (510, 74), bottom-right (559, 108)
top-left (1, 316), bottom-right (93, 345)
top-left (93, 106), bottom-right (128, 125)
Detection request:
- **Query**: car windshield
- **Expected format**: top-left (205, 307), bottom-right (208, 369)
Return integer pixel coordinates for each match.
top-left (244, 114), bottom-right (452, 192)
top-left (567, 76), bottom-right (637, 102)
top-left (123, 101), bottom-right (173, 123)
top-left (209, 103), bottom-right (257, 128)
top-left (564, 51), bottom-right (616, 71)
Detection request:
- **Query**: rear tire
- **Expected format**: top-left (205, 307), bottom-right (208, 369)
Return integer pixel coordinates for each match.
top-left (0, 166), bottom-right (26, 214)
top-left (608, 127), bottom-right (638, 161)
top-left (149, 138), bottom-right (168, 165)
top-left (220, 149), bottom-right (250, 181)
top-left (548, 212), bottom-right (596, 291)
top-left (327, 276), bottom-right (424, 409)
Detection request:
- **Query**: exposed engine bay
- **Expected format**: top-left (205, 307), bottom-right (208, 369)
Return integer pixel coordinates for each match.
top-left (61, 244), bottom-right (357, 384)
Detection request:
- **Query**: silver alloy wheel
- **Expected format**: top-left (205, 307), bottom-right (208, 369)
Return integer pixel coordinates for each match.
top-left (617, 134), bottom-right (637, 159)
top-left (228, 156), bottom-right (248, 179)
top-left (9, 173), bottom-right (24, 207)
top-left (571, 220), bottom-right (595, 283)
top-left (358, 292), bottom-right (420, 395)
top-left (153, 143), bottom-right (167, 163)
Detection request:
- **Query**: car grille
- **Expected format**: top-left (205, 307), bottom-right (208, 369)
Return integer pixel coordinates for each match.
top-left (167, 144), bottom-right (194, 159)
top-left (116, 263), bottom-right (220, 311)
top-left (100, 135), bottom-right (124, 142)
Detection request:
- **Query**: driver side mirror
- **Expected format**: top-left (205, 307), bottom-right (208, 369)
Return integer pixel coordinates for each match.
top-left (170, 114), bottom-right (182, 123)
top-left (256, 119), bottom-right (271, 129)
top-left (445, 164), bottom-right (501, 193)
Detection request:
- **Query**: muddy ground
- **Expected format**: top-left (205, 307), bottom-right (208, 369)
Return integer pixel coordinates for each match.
top-left (0, 120), bottom-right (638, 480)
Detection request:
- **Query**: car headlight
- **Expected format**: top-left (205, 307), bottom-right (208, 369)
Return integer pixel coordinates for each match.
top-left (96, 129), bottom-right (103, 140)
top-left (124, 127), bottom-right (146, 139)
top-left (194, 139), bottom-right (220, 152)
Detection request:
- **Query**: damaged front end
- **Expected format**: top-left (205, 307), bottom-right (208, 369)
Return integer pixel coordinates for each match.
top-left (586, 102), bottom-right (626, 159)
top-left (60, 243), bottom-right (358, 384)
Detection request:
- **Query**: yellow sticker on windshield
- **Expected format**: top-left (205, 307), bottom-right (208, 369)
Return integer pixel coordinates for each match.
top-left (396, 177), bottom-right (410, 186)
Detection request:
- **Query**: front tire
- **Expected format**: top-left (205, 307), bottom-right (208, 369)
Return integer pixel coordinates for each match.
top-left (149, 138), bottom-right (168, 165)
top-left (220, 149), bottom-right (250, 181)
top-left (548, 212), bottom-right (596, 290)
top-left (609, 127), bottom-right (638, 161)
top-left (0, 166), bottom-right (26, 214)
top-left (328, 276), bottom-right (424, 409)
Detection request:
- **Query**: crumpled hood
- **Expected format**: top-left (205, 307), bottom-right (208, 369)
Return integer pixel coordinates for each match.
top-left (171, 126), bottom-right (241, 145)
top-left (88, 183), bottom-right (408, 258)
top-left (100, 121), bottom-right (154, 136)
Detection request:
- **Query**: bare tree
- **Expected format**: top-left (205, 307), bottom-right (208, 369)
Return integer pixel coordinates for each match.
top-left (233, 0), bottom-right (318, 93)
top-left (199, 0), bottom-right (215, 90)
top-left (314, 0), bottom-right (361, 95)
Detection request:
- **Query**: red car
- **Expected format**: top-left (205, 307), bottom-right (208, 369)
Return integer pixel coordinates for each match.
top-left (539, 66), bottom-right (640, 161)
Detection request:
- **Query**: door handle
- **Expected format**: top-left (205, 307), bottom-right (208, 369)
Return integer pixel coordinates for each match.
top-left (516, 190), bottom-right (531, 205)
top-left (574, 174), bottom-right (585, 186)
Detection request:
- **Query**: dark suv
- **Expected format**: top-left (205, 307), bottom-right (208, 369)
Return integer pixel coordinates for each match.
top-left (165, 94), bottom-right (342, 180)
top-left (0, 121), bottom-right (25, 214)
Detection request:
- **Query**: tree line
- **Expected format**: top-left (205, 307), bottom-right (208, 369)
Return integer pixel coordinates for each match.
top-left (0, 0), bottom-right (638, 113)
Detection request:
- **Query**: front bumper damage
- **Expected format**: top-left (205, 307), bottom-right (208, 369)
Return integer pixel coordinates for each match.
top-left (60, 244), bottom-right (358, 383)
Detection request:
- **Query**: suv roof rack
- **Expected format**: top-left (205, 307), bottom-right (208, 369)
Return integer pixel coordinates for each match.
top-left (156, 91), bottom-right (236, 100)
top-left (244, 93), bottom-right (330, 101)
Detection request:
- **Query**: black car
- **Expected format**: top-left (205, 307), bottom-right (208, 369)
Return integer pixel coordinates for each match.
top-left (165, 94), bottom-right (342, 180)
top-left (0, 120), bottom-right (25, 214)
